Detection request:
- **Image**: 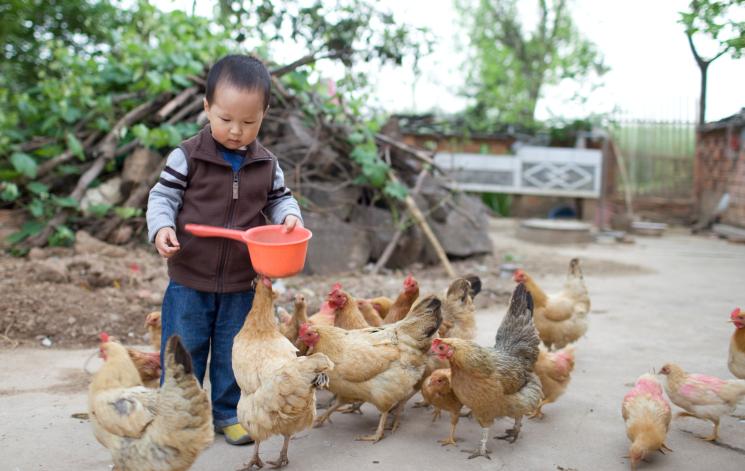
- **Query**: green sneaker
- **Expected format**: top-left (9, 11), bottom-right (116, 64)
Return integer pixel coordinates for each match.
top-left (216, 423), bottom-right (254, 446)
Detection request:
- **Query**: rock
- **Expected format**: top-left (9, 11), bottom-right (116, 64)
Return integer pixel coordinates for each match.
top-left (80, 177), bottom-right (123, 215)
top-left (33, 258), bottom-right (69, 283)
top-left (419, 177), bottom-right (450, 223)
top-left (424, 194), bottom-right (493, 258)
top-left (109, 225), bottom-right (134, 245)
top-left (74, 230), bottom-right (127, 258)
top-left (27, 247), bottom-right (47, 260)
top-left (122, 147), bottom-right (162, 184)
top-left (299, 183), bottom-right (361, 221)
top-left (350, 205), bottom-right (424, 269)
top-left (302, 212), bottom-right (371, 275)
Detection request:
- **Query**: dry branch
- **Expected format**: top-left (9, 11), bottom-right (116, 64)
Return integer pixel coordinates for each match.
top-left (155, 86), bottom-right (199, 122)
top-left (371, 167), bottom-right (430, 274)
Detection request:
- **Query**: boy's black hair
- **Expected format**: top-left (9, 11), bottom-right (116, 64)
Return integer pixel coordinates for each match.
top-left (205, 55), bottom-right (271, 109)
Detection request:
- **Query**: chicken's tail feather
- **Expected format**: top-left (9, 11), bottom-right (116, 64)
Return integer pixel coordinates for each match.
top-left (493, 283), bottom-right (539, 368)
top-left (399, 295), bottom-right (442, 340)
top-left (166, 335), bottom-right (194, 376)
top-left (568, 258), bottom-right (583, 278)
top-left (464, 274), bottom-right (482, 299)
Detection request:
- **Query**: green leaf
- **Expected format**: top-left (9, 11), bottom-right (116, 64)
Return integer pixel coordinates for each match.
top-left (6, 220), bottom-right (44, 245)
top-left (49, 225), bottom-right (75, 247)
top-left (1, 182), bottom-right (20, 201)
top-left (26, 181), bottom-right (49, 195)
top-left (28, 199), bottom-right (45, 217)
top-left (66, 133), bottom-right (85, 160)
top-left (58, 164), bottom-right (81, 175)
top-left (52, 196), bottom-right (79, 208)
top-left (383, 181), bottom-right (408, 200)
top-left (0, 169), bottom-right (21, 180)
top-left (10, 152), bottom-right (38, 178)
top-left (87, 203), bottom-right (112, 218)
top-left (114, 206), bottom-right (142, 219)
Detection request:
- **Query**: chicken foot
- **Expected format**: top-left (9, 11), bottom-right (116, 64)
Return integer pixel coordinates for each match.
top-left (314, 399), bottom-right (344, 428)
top-left (355, 411), bottom-right (389, 443)
top-left (239, 440), bottom-right (264, 470)
top-left (339, 401), bottom-right (364, 414)
top-left (438, 412), bottom-right (459, 446)
top-left (495, 416), bottom-right (523, 443)
top-left (266, 435), bottom-right (290, 469)
top-left (461, 427), bottom-right (491, 459)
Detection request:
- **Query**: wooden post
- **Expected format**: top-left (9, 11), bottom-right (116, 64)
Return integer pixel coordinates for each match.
top-left (385, 154), bottom-right (456, 278)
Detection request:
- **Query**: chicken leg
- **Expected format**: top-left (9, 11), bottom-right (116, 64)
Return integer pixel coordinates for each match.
top-left (529, 400), bottom-right (546, 419)
top-left (355, 411), bottom-right (388, 442)
top-left (461, 427), bottom-right (491, 459)
top-left (314, 398), bottom-right (344, 427)
top-left (438, 412), bottom-right (459, 446)
top-left (266, 435), bottom-right (290, 468)
top-left (495, 416), bottom-right (523, 443)
top-left (239, 441), bottom-right (264, 470)
top-left (702, 419), bottom-right (720, 442)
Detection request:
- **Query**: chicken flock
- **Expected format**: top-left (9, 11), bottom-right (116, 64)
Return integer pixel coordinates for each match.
top-left (87, 259), bottom-right (745, 470)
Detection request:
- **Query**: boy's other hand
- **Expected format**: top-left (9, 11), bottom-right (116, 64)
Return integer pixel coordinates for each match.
top-left (155, 227), bottom-right (180, 258)
top-left (282, 215), bottom-right (302, 233)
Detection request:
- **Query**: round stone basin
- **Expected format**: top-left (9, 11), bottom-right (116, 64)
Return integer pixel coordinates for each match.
top-left (516, 218), bottom-right (593, 244)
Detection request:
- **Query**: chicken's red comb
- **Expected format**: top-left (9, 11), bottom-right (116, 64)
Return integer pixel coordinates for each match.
top-left (99, 332), bottom-right (110, 343)
top-left (404, 274), bottom-right (415, 283)
top-left (731, 307), bottom-right (742, 319)
top-left (431, 338), bottom-right (443, 347)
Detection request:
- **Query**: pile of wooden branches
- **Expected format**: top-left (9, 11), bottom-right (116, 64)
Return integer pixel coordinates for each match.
top-left (22, 56), bottom-right (489, 274)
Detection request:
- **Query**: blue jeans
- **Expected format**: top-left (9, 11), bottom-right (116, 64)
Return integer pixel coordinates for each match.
top-left (160, 280), bottom-right (254, 429)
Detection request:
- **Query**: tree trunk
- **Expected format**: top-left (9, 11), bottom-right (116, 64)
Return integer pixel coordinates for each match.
top-left (698, 61), bottom-right (708, 126)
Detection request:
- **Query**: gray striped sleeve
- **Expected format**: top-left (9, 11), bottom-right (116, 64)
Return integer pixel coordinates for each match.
top-left (146, 148), bottom-right (188, 243)
top-left (263, 161), bottom-right (303, 225)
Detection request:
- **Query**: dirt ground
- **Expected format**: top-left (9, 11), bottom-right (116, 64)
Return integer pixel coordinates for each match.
top-left (2, 218), bottom-right (745, 470)
top-left (0, 219), bottom-right (643, 349)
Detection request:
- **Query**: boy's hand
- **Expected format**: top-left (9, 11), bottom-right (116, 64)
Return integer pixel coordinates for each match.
top-left (155, 227), bottom-right (180, 258)
top-left (283, 215), bottom-right (302, 233)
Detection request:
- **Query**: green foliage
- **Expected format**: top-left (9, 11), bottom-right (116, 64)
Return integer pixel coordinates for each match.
top-left (481, 192), bottom-right (511, 216)
top-left (679, 0), bottom-right (745, 123)
top-left (0, 2), bottom-right (232, 246)
top-left (457, 0), bottom-right (608, 128)
top-left (679, 0), bottom-right (745, 58)
top-left (217, 0), bottom-right (432, 69)
top-left (0, 0), bottom-right (128, 90)
top-left (0, 0), bottom-right (426, 248)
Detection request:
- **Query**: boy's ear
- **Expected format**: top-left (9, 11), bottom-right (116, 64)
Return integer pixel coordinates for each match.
top-left (203, 97), bottom-right (210, 113)
top-left (263, 105), bottom-right (270, 116)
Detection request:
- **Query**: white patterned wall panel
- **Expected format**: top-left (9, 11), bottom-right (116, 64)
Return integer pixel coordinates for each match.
top-left (434, 146), bottom-right (602, 198)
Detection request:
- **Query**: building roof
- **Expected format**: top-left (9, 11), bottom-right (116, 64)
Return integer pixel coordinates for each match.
top-left (700, 108), bottom-right (745, 132)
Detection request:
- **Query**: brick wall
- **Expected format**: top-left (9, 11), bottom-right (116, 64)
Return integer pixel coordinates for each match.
top-left (695, 125), bottom-right (745, 228)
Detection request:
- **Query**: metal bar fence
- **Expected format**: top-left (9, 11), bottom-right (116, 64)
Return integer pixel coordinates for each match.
top-left (609, 115), bottom-right (696, 198)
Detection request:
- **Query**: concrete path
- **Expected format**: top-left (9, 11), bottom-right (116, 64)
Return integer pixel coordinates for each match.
top-left (2, 229), bottom-right (745, 470)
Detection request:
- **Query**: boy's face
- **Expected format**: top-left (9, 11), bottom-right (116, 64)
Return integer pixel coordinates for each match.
top-left (204, 83), bottom-right (267, 150)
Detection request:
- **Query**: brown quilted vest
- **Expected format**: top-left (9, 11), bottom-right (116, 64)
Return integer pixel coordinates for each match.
top-left (167, 125), bottom-right (275, 293)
